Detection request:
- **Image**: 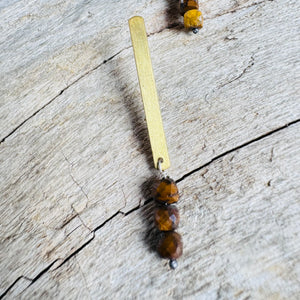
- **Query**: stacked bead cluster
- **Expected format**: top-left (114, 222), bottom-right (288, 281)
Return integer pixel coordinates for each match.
top-left (180, 0), bottom-right (203, 34)
top-left (154, 177), bottom-right (183, 269)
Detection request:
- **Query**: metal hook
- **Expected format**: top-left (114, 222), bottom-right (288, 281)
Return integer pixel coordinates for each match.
top-left (157, 157), bottom-right (167, 178)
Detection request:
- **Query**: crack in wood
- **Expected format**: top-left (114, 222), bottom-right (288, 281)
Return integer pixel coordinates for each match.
top-left (69, 173), bottom-right (89, 203)
top-left (219, 55), bottom-right (255, 88)
top-left (0, 260), bottom-right (58, 299)
top-left (207, 0), bottom-right (274, 20)
top-left (61, 152), bottom-right (93, 231)
top-left (76, 211), bottom-right (93, 233)
top-left (58, 212), bottom-right (78, 230)
top-left (176, 118), bottom-right (300, 183)
top-left (62, 153), bottom-right (88, 198)
top-left (0, 211), bottom-right (124, 298)
top-left (0, 276), bottom-right (31, 300)
top-left (0, 0), bottom-right (275, 146)
top-left (65, 224), bottom-right (82, 238)
top-left (0, 47), bottom-right (130, 145)
top-left (1, 118), bottom-right (299, 298)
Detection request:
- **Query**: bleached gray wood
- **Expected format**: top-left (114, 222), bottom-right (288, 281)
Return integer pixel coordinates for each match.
top-left (0, 0), bottom-right (299, 298)
top-left (16, 122), bottom-right (300, 299)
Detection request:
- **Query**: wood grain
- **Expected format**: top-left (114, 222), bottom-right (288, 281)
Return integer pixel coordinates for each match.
top-left (0, 0), bottom-right (299, 298)
top-left (13, 122), bottom-right (300, 299)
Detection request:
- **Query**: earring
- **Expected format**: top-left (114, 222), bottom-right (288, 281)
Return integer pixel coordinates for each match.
top-left (129, 16), bottom-right (183, 268)
top-left (154, 159), bottom-right (182, 269)
top-left (180, 0), bottom-right (204, 33)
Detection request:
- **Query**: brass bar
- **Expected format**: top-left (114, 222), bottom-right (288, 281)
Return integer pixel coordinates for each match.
top-left (128, 16), bottom-right (170, 170)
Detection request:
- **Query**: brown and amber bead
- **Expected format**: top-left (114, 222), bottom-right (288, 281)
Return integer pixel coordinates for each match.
top-left (157, 231), bottom-right (183, 260)
top-left (154, 205), bottom-right (180, 231)
top-left (180, 0), bottom-right (199, 15)
top-left (183, 9), bottom-right (203, 30)
top-left (154, 177), bottom-right (182, 268)
top-left (155, 178), bottom-right (179, 204)
top-left (179, 0), bottom-right (203, 33)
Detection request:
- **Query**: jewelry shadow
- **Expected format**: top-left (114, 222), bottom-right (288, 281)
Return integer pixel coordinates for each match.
top-left (165, 0), bottom-right (184, 32)
top-left (109, 68), bottom-right (154, 170)
top-left (139, 177), bottom-right (163, 254)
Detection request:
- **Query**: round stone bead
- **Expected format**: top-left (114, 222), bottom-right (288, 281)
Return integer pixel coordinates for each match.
top-left (180, 0), bottom-right (199, 16)
top-left (183, 9), bottom-right (203, 30)
top-left (155, 178), bottom-right (179, 204)
top-left (154, 205), bottom-right (180, 231)
top-left (157, 232), bottom-right (183, 260)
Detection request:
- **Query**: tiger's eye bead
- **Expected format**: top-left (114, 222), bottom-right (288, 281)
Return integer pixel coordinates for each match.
top-left (180, 0), bottom-right (199, 15)
top-left (155, 178), bottom-right (179, 204)
top-left (183, 9), bottom-right (203, 30)
top-left (154, 205), bottom-right (180, 231)
top-left (157, 232), bottom-right (183, 259)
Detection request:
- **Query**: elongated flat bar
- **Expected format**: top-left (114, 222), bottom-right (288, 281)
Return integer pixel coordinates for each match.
top-left (129, 16), bottom-right (170, 170)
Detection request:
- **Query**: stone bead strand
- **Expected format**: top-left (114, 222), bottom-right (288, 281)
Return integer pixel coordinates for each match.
top-left (154, 177), bottom-right (183, 269)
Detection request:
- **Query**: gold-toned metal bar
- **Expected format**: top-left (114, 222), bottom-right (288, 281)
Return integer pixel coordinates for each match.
top-left (129, 16), bottom-right (170, 170)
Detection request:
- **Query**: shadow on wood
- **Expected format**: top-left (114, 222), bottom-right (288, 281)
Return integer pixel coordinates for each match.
top-left (139, 177), bottom-right (162, 254)
top-left (165, 0), bottom-right (184, 31)
top-left (109, 58), bottom-right (154, 170)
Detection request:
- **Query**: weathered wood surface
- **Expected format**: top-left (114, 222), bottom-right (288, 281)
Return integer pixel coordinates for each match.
top-left (15, 123), bottom-right (300, 299)
top-left (0, 0), bottom-right (299, 298)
